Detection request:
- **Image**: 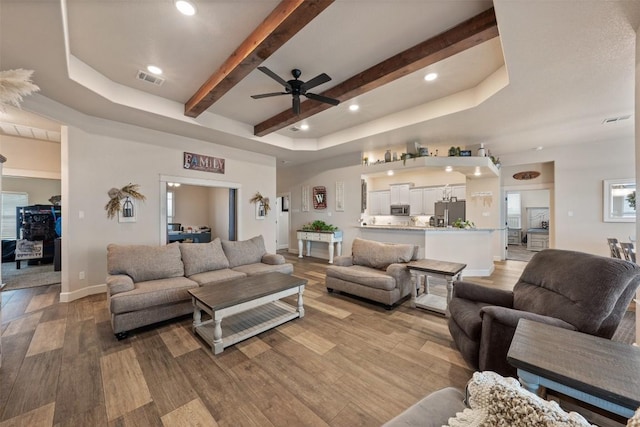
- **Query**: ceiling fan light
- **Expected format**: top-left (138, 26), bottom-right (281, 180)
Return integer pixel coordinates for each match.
top-left (424, 72), bottom-right (438, 82)
top-left (175, 0), bottom-right (196, 16)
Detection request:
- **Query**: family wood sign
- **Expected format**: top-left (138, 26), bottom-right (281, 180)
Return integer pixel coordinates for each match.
top-left (183, 152), bottom-right (225, 174)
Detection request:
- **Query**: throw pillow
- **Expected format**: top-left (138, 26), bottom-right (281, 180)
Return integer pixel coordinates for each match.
top-left (179, 238), bottom-right (230, 277)
top-left (221, 235), bottom-right (267, 268)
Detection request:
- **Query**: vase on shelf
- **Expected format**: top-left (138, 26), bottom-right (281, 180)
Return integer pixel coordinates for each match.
top-left (384, 150), bottom-right (391, 162)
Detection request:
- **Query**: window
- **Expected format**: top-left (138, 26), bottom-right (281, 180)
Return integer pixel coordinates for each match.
top-left (1, 192), bottom-right (28, 239)
top-left (167, 191), bottom-right (174, 221)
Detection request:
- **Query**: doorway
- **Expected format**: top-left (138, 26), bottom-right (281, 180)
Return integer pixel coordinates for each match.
top-left (276, 193), bottom-right (290, 250)
top-left (160, 175), bottom-right (240, 244)
top-left (505, 189), bottom-right (550, 262)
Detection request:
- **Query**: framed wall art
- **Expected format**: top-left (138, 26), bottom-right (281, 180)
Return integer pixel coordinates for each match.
top-left (335, 181), bottom-right (344, 211)
top-left (313, 186), bottom-right (327, 210)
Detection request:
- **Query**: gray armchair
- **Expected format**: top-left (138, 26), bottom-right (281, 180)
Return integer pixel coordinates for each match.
top-left (448, 249), bottom-right (640, 377)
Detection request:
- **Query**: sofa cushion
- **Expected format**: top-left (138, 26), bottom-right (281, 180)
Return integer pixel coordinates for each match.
top-left (232, 262), bottom-right (294, 276)
top-left (221, 235), bottom-right (267, 268)
top-left (351, 238), bottom-right (415, 269)
top-left (107, 242), bottom-right (184, 283)
top-left (109, 276), bottom-right (199, 314)
top-left (179, 238), bottom-right (230, 277)
top-left (189, 268), bottom-right (247, 286)
top-left (326, 265), bottom-right (396, 291)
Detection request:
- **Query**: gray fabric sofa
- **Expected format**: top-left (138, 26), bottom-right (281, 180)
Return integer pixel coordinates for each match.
top-left (325, 238), bottom-right (417, 308)
top-left (106, 235), bottom-right (293, 338)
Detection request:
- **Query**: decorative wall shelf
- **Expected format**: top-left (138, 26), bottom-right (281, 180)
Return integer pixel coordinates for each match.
top-left (361, 156), bottom-right (499, 179)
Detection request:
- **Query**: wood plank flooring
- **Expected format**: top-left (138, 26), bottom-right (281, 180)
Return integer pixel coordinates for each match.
top-left (0, 255), bottom-right (527, 426)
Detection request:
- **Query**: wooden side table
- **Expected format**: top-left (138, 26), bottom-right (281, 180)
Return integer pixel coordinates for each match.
top-left (507, 319), bottom-right (640, 419)
top-left (407, 259), bottom-right (466, 315)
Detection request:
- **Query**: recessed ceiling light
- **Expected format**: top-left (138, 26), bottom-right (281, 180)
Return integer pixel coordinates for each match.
top-left (474, 167), bottom-right (481, 177)
top-left (175, 0), bottom-right (196, 16)
top-left (349, 104), bottom-right (359, 112)
top-left (147, 65), bottom-right (163, 75)
top-left (424, 72), bottom-right (438, 82)
top-left (445, 166), bottom-right (453, 172)
top-left (387, 170), bottom-right (394, 176)
top-left (299, 123), bottom-right (309, 131)
top-left (534, 146), bottom-right (543, 151)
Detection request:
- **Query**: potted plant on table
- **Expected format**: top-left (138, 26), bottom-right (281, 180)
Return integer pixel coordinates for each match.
top-left (301, 220), bottom-right (338, 232)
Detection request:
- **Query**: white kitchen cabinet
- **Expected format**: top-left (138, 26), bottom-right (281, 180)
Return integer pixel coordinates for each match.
top-left (390, 184), bottom-right (412, 205)
top-left (422, 188), bottom-right (440, 215)
top-left (409, 189), bottom-right (424, 215)
top-left (451, 185), bottom-right (466, 201)
top-left (369, 190), bottom-right (390, 215)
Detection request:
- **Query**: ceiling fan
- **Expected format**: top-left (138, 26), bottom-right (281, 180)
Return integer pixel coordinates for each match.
top-left (251, 67), bottom-right (340, 115)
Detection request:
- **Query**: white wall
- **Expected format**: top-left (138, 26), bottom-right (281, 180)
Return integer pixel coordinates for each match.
top-left (208, 187), bottom-right (230, 240)
top-left (500, 137), bottom-right (635, 257)
top-left (3, 177), bottom-right (61, 205)
top-left (51, 108), bottom-right (277, 301)
top-left (172, 184), bottom-right (210, 229)
top-left (0, 134), bottom-right (60, 179)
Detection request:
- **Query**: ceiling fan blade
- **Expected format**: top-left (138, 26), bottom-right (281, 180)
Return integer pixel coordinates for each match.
top-left (292, 96), bottom-right (301, 115)
top-left (251, 92), bottom-right (288, 99)
top-left (257, 66), bottom-right (292, 90)
top-left (305, 92), bottom-right (340, 106)
top-left (300, 73), bottom-right (331, 92)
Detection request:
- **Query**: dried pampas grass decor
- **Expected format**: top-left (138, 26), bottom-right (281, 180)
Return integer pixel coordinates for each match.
top-left (105, 183), bottom-right (146, 219)
top-left (0, 69), bottom-right (40, 109)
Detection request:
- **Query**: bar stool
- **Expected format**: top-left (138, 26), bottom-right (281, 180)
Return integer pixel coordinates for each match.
top-left (608, 238), bottom-right (622, 259)
top-left (620, 242), bottom-right (636, 263)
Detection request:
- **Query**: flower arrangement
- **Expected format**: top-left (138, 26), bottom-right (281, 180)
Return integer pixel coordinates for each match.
top-left (249, 192), bottom-right (270, 214)
top-left (105, 183), bottom-right (146, 219)
top-left (301, 220), bottom-right (338, 232)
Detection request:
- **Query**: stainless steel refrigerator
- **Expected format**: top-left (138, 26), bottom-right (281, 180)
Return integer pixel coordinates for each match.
top-left (434, 200), bottom-right (466, 227)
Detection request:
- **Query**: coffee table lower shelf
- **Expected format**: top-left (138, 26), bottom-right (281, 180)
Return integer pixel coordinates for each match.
top-left (194, 301), bottom-right (299, 354)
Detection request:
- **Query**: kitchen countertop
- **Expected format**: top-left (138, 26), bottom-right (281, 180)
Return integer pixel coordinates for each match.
top-left (358, 225), bottom-right (499, 231)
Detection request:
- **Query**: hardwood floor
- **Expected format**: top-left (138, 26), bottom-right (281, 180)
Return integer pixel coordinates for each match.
top-left (0, 255), bottom-right (527, 426)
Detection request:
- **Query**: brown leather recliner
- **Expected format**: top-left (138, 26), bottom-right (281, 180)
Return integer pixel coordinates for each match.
top-left (448, 249), bottom-right (640, 377)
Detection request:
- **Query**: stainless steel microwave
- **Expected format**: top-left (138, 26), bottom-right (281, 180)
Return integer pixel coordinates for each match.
top-left (390, 205), bottom-right (410, 216)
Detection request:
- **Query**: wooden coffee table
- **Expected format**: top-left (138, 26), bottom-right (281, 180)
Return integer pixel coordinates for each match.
top-left (507, 319), bottom-right (640, 418)
top-left (188, 272), bottom-right (306, 354)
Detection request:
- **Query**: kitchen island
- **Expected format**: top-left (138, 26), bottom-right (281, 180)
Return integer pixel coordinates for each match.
top-left (358, 225), bottom-right (496, 276)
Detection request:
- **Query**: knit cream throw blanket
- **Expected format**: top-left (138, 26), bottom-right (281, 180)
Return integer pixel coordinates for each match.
top-left (447, 372), bottom-right (594, 427)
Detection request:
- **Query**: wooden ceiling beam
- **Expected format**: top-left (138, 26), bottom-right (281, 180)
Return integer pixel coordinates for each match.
top-left (254, 7), bottom-right (499, 137)
top-left (184, 0), bottom-right (334, 118)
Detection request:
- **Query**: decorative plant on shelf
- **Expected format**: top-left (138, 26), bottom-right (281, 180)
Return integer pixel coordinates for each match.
top-left (301, 220), bottom-right (338, 232)
top-left (628, 191), bottom-right (636, 209)
top-left (105, 183), bottom-right (146, 219)
top-left (452, 218), bottom-right (475, 229)
top-left (249, 192), bottom-right (270, 214)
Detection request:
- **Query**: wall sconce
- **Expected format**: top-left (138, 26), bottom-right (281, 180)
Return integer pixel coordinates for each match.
top-left (122, 197), bottom-right (134, 218)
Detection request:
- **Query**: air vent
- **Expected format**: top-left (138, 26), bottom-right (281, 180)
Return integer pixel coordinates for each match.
top-left (136, 70), bottom-right (165, 86)
top-left (602, 115), bottom-right (631, 124)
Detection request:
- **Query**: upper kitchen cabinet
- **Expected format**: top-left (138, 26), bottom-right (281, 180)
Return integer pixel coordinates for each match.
top-left (369, 190), bottom-right (390, 215)
top-left (390, 183), bottom-right (413, 205)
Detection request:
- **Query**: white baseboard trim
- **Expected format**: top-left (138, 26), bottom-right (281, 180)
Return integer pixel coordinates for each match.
top-left (462, 265), bottom-right (495, 278)
top-left (60, 283), bottom-right (106, 302)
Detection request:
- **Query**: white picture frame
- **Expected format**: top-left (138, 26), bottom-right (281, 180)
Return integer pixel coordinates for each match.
top-left (302, 185), bottom-right (309, 212)
top-left (336, 181), bottom-right (345, 211)
top-left (603, 178), bottom-right (636, 222)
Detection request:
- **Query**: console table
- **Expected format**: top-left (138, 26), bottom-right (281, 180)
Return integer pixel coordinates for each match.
top-left (297, 230), bottom-right (343, 264)
top-left (507, 319), bottom-right (640, 419)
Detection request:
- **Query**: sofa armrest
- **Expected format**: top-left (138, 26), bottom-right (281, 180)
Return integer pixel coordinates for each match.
top-left (480, 306), bottom-right (577, 330)
top-left (106, 274), bottom-right (135, 295)
top-left (261, 253), bottom-right (285, 265)
top-left (386, 263), bottom-right (413, 295)
top-left (332, 256), bottom-right (353, 267)
top-left (382, 387), bottom-right (466, 427)
top-left (453, 281), bottom-right (514, 307)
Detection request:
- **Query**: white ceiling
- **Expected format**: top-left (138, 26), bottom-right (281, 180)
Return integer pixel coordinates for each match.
top-left (1, 0), bottom-right (639, 167)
